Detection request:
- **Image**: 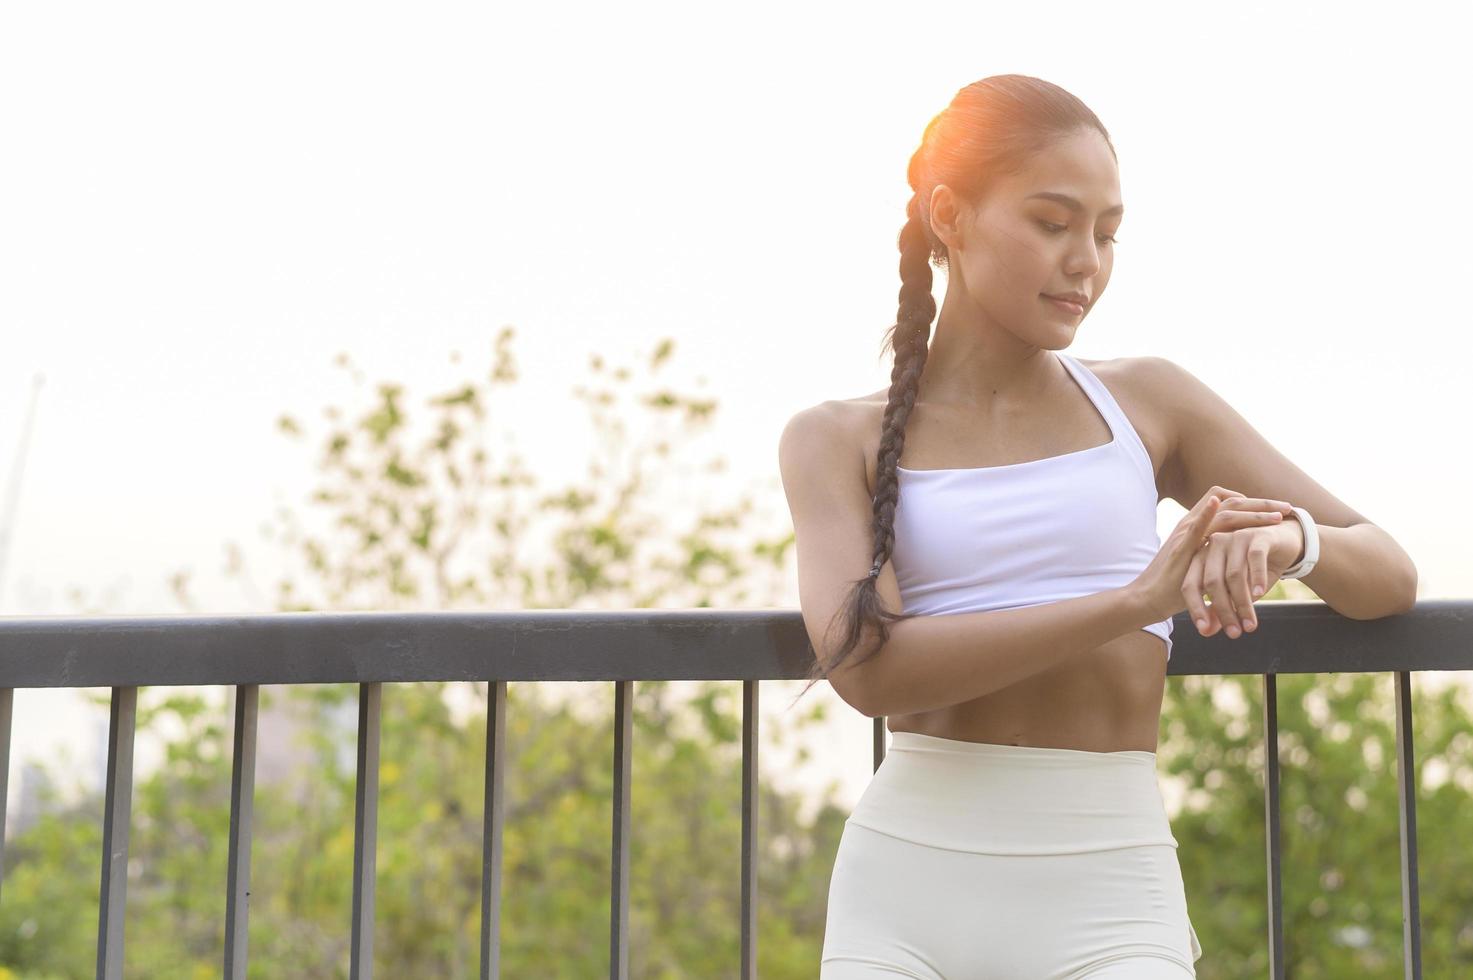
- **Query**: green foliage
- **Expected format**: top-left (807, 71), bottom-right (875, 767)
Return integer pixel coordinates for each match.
top-left (2, 331), bottom-right (1468, 977)
top-left (1, 331), bottom-right (835, 978)
top-left (1162, 664), bottom-right (1473, 978)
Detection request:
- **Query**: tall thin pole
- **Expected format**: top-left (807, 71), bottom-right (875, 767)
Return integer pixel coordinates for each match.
top-left (0, 373), bottom-right (46, 611)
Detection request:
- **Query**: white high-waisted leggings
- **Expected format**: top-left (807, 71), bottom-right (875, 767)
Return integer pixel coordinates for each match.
top-left (821, 732), bottom-right (1203, 979)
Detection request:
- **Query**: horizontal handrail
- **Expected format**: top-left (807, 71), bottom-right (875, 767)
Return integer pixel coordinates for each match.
top-left (0, 599), bottom-right (1465, 688)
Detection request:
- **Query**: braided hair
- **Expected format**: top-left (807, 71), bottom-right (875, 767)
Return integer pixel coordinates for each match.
top-left (792, 75), bottom-right (1115, 705)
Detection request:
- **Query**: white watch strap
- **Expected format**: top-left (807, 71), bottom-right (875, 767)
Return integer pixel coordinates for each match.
top-left (1280, 505), bottom-right (1319, 579)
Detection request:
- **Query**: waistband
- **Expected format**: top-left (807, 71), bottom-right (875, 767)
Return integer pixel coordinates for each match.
top-left (845, 731), bottom-right (1179, 855)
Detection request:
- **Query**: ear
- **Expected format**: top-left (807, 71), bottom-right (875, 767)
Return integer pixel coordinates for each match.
top-left (927, 184), bottom-right (968, 253)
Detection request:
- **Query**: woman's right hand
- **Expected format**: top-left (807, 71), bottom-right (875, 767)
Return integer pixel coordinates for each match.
top-left (1129, 486), bottom-right (1294, 626)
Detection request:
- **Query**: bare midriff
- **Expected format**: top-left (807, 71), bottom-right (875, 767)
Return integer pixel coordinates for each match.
top-left (883, 627), bottom-right (1168, 753)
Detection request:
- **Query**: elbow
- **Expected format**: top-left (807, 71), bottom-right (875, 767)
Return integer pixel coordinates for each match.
top-left (1341, 546), bottom-right (1419, 619)
top-left (828, 669), bottom-right (882, 718)
top-left (843, 669), bottom-right (902, 720)
top-left (1393, 543), bottom-right (1420, 614)
top-left (1387, 554), bottom-right (1419, 615)
top-left (822, 646), bottom-right (888, 719)
top-left (1346, 571), bottom-right (1418, 620)
top-left (1396, 564), bottom-right (1419, 614)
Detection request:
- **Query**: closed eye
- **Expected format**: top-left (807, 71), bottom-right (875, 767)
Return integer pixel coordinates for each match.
top-left (1038, 220), bottom-right (1119, 245)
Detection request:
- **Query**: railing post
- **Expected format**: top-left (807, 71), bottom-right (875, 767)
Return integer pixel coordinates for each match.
top-left (741, 680), bottom-right (759, 980)
top-left (610, 680), bottom-right (632, 980)
top-left (224, 684), bottom-right (259, 980)
top-left (350, 682), bottom-right (382, 980)
top-left (97, 685), bottom-right (137, 980)
top-left (873, 716), bottom-right (885, 772)
top-left (0, 683), bottom-right (11, 907)
top-left (1262, 673), bottom-right (1284, 979)
top-left (1394, 670), bottom-right (1423, 979)
top-left (0, 687), bottom-right (12, 908)
top-left (480, 680), bottom-right (506, 980)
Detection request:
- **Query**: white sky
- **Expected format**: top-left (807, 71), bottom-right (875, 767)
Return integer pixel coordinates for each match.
top-left (2, 1), bottom-right (1470, 821)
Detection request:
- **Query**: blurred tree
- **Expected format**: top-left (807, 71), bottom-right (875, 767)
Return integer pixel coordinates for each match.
top-left (1162, 626), bottom-right (1473, 978)
top-left (1, 330), bottom-right (1466, 977)
top-left (0, 329), bottom-right (836, 979)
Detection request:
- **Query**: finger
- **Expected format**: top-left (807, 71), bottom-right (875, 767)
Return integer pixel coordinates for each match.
top-left (1196, 493), bottom-right (1224, 520)
top-left (1202, 533), bottom-right (1231, 636)
top-left (1208, 510), bottom-right (1284, 535)
top-left (1224, 532), bottom-right (1255, 635)
top-left (1180, 547), bottom-right (1212, 635)
top-left (1246, 530), bottom-right (1274, 617)
top-left (1214, 495), bottom-right (1295, 514)
top-left (1186, 494), bottom-right (1222, 543)
top-left (1246, 529), bottom-right (1272, 601)
top-left (1202, 597), bottom-right (1223, 636)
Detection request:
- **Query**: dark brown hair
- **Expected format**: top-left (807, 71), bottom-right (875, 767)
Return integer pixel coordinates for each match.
top-left (793, 75), bottom-right (1116, 705)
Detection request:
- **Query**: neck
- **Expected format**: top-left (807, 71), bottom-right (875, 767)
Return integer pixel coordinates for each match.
top-left (918, 304), bottom-right (1058, 410)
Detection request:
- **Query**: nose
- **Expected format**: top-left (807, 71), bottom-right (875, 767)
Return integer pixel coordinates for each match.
top-left (1065, 237), bottom-right (1104, 278)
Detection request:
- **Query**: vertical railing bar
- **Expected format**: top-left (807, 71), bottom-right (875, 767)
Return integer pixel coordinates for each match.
top-left (0, 687), bottom-right (12, 907)
top-left (97, 685), bottom-right (137, 980)
top-left (1394, 670), bottom-right (1423, 979)
top-left (740, 680), bottom-right (758, 980)
top-left (1262, 673), bottom-right (1284, 979)
top-left (479, 680), bottom-right (506, 980)
top-left (872, 716), bottom-right (885, 772)
top-left (350, 682), bottom-right (382, 980)
top-left (609, 680), bottom-right (632, 980)
top-left (224, 684), bottom-right (259, 980)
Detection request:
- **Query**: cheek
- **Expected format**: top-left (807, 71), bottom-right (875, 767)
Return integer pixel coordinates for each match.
top-left (978, 229), bottom-right (1053, 283)
top-left (961, 226), bottom-right (1060, 306)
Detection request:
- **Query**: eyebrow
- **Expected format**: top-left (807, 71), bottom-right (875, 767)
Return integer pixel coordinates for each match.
top-left (1026, 191), bottom-right (1124, 216)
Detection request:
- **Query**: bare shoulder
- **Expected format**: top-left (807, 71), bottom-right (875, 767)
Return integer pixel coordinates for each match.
top-left (779, 396), bottom-right (860, 451)
top-left (1079, 354), bottom-right (1172, 411)
top-left (1103, 353), bottom-right (1210, 470)
top-left (778, 398), bottom-right (864, 480)
top-left (780, 392), bottom-right (886, 455)
top-left (1077, 355), bottom-right (1178, 500)
top-left (779, 392), bottom-right (884, 497)
top-left (1113, 354), bottom-right (1375, 527)
top-left (1102, 354), bottom-right (1187, 396)
top-left (1075, 353), bottom-right (1169, 407)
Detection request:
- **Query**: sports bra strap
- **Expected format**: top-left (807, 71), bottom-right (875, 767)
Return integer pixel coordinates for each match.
top-left (1055, 352), bottom-right (1156, 491)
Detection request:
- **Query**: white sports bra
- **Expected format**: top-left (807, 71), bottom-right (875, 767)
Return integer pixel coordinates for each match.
top-left (890, 350), bottom-right (1175, 660)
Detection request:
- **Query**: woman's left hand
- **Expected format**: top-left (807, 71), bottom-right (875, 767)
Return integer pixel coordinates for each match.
top-left (1183, 519), bottom-right (1306, 638)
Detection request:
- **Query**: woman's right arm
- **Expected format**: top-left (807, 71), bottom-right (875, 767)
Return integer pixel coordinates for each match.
top-left (778, 402), bottom-right (1276, 718)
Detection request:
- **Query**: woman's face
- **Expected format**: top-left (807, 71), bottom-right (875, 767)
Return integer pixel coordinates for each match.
top-left (930, 128), bottom-right (1123, 344)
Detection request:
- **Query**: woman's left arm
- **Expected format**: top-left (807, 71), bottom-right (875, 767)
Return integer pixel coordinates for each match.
top-left (1271, 518), bottom-right (1417, 619)
top-left (1135, 355), bottom-right (1419, 620)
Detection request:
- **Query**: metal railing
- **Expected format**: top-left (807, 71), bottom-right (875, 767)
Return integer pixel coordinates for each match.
top-left (0, 599), bottom-right (1465, 979)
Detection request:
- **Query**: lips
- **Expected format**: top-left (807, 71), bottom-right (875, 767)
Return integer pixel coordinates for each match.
top-left (1043, 292), bottom-right (1089, 306)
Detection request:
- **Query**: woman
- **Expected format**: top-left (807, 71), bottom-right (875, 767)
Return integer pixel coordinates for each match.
top-left (777, 75), bottom-right (1418, 979)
